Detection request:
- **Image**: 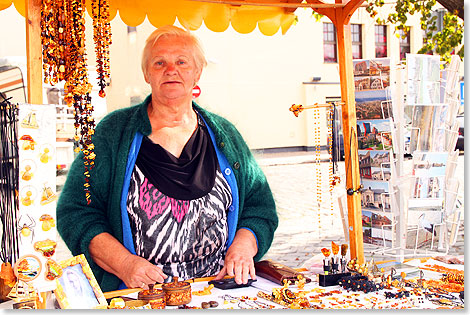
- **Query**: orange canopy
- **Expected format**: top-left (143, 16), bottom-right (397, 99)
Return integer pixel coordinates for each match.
top-left (0, 0), bottom-right (300, 35)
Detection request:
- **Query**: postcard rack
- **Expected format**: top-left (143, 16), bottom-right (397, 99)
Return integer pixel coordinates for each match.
top-left (395, 55), bottom-right (462, 260)
top-left (343, 55), bottom-right (463, 262)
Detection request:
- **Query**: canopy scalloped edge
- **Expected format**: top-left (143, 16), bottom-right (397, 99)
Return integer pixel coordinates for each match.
top-left (1, 0), bottom-right (297, 36)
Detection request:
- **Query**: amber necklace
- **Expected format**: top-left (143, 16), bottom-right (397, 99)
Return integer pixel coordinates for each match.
top-left (91, 0), bottom-right (112, 97)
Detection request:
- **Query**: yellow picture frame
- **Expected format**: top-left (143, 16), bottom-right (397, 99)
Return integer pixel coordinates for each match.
top-left (54, 254), bottom-right (107, 309)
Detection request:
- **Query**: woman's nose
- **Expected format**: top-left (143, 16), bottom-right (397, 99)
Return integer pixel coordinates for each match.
top-left (165, 63), bottom-right (177, 74)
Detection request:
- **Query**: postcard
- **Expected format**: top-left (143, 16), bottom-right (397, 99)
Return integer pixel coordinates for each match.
top-left (371, 227), bottom-right (394, 247)
top-left (407, 54), bottom-right (440, 83)
top-left (361, 179), bottom-right (391, 211)
top-left (407, 54), bottom-right (441, 105)
top-left (369, 150), bottom-right (391, 167)
top-left (355, 89), bottom-right (393, 120)
top-left (409, 105), bottom-right (448, 152)
top-left (362, 210), bottom-right (372, 228)
top-left (407, 80), bottom-right (441, 105)
top-left (353, 60), bottom-right (370, 76)
top-left (412, 152), bottom-right (447, 177)
top-left (371, 167), bottom-right (391, 181)
top-left (371, 211), bottom-right (393, 230)
top-left (406, 208), bottom-right (445, 251)
top-left (357, 119), bottom-right (393, 150)
top-left (363, 226), bottom-right (373, 244)
top-left (407, 209), bottom-right (443, 246)
top-left (408, 195), bottom-right (443, 209)
top-left (370, 58), bottom-right (391, 75)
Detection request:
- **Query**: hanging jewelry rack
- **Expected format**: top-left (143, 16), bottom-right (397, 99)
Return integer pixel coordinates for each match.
top-left (290, 102), bottom-right (343, 233)
top-left (0, 94), bottom-right (20, 265)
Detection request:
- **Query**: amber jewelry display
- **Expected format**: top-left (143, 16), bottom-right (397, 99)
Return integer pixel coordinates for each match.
top-left (19, 135), bottom-right (36, 151)
top-left (39, 214), bottom-right (56, 232)
top-left (326, 104), bottom-right (334, 220)
top-left (20, 186), bottom-right (36, 207)
top-left (289, 103), bottom-right (345, 233)
top-left (17, 214), bottom-right (36, 242)
top-left (33, 239), bottom-right (57, 258)
top-left (91, 0), bottom-right (112, 97)
top-left (313, 107), bottom-right (322, 232)
top-left (41, 0), bottom-right (97, 204)
top-left (192, 283), bottom-right (214, 295)
top-left (45, 259), bottom-right (63, 281)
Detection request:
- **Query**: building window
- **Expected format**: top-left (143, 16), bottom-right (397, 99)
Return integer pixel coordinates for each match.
top-left (323, 23), bottom-right (337, 63)
top-left (351, 24), bottom-right (362, 59)
top-left (399, 29), bottom-right (411, 60)
top-left (375, 25), bottom-right (387, 58)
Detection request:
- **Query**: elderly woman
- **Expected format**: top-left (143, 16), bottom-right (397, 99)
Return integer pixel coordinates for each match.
top-left (57, 25), bottom-right (278, 293)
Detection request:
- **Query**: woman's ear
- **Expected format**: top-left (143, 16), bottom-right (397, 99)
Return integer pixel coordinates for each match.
top-left (194, 69), bottom-right (202, 86)
top-left (143, 70), bottom-right (150, 84)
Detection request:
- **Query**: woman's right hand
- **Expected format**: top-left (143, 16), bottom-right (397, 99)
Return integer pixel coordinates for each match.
top-left (89, 232), bottom-right (168, 289)
top-left (119, 254), bottom-right (168, 289)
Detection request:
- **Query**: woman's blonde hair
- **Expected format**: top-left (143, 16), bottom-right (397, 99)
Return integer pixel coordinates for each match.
top-left (141, 25), bottom-right (207, 78)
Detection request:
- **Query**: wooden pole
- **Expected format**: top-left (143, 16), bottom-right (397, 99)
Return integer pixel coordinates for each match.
top-left (314, 0), bottom-right (366, 263)
top-left (335, 19), bottom-right (364, 264)
top-left (25, 0), bottom-right (43, 104)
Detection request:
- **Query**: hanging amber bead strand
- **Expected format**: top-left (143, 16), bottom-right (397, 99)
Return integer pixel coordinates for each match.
top-left (327, 105), bottom-right (334, 224)
top-left (313, 108), bottom-right (322, 236)
top-left (91, 0), bottom-right (112, 97)
top-left (41, 0), bottom-right (61, 84)
top-left (64, 0), bottom-right (94, 204)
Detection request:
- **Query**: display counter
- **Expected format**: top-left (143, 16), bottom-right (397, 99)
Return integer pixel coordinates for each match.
top-left (1, 258), bottom-right (463, 309)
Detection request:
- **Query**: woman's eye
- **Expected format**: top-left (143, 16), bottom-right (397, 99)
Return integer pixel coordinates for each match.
top-left (177, 60), bottom-right (186, 65)
top-left (155, 61), bottom-right (164, 66)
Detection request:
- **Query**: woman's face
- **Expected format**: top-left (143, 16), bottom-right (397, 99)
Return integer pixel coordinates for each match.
top-left (145, 35), bottom-right (201, 102)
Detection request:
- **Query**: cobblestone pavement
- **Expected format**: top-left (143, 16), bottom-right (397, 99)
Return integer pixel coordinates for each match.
top-left (55, 152), bottom-right (465, 270)
top-left (257, 152), bottom-right (465, 269)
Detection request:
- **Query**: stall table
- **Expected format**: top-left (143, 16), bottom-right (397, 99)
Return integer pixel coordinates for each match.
top-left (0, 258), bottom-right (463, 309)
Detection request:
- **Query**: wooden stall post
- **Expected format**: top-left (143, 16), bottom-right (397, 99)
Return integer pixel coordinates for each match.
top-left (312, 0), bottom-right (365, 263)
top-left (335, 23), bottom-right (364, 264)
top-left (25, 0), bottom-right (43, 104)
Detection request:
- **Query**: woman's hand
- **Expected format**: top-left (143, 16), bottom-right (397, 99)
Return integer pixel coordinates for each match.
top-left (215, 229), bottom-right (258, 284)
top-left (119, 255), bottom-right (167, 289)
top-left (89, 232), bottom-right (167, 289)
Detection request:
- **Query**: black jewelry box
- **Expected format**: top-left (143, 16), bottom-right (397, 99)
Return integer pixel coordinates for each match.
top-left (318, 272), bottom-right (351, 287)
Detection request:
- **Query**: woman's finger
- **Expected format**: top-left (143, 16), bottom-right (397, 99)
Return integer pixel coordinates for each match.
top-left (233, 261), bottom-right (244, 284)
top-left (214, 265), bottom-right (227, 280)
top-left (249, 262), bottom-right (257, 281)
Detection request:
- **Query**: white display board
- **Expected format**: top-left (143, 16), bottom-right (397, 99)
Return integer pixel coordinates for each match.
top-left (17, 103), bottom-right (57, 292)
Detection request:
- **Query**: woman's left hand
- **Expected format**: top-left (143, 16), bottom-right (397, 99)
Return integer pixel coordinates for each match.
top-left (214, 229), bottom-right (258, 284)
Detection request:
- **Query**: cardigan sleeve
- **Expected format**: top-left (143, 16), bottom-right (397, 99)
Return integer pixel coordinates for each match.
top-left (220, 123), bottom-right (278, 261)
top-left (235, 148), bottom-right (278, 261)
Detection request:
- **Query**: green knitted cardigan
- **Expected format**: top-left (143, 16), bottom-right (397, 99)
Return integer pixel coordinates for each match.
top-left (56, 96), bottom-right (278, 292)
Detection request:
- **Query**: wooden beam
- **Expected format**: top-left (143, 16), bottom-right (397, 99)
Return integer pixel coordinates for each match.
top-left (334, 17), bottom-right (364, 263)
top-left (25, 0), bottom-right (42, 104)
top-left (343, 0), bottom-right (366, 24)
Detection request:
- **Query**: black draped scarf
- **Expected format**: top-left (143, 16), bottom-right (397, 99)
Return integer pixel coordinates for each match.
top-left (135, 116), bottom-right (218, 200)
